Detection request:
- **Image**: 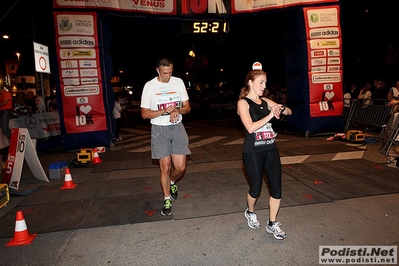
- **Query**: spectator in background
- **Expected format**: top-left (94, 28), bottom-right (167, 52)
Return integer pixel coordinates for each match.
top-left (358, 83), bottom-right (372, 107)
top-left (48, 95), bottom-right (57, 112)
top-left (119, 91), bottom-right (128, 126)
top-left (388, 81), bottom-right (399, 102)
top-left (0, 87), bottom-right (14, 140)
top-left (371, 79), bottom-right (388, 105)
top-left (46, 91), bottom-right (56, 111)
top-left (349, 83), bottom-right (360, 101)
top-left (388, 81), bottom-right (399, 112)
top-left (35, 90), bottom-right (46, 113)
top-left (343, 87), bottom-right (352, 109)
top-left (113, 93), bottom-right (123, 142)
top-left (25, 91), bottom-right (37, 114)
top-left (13, 96), bottom-right (32, 117)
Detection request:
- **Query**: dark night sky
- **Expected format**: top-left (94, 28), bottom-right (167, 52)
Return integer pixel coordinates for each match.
top-left (1, 0), bottom-right (399, 92)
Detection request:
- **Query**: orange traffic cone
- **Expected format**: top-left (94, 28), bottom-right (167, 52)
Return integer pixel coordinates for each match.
top-left (92, 148), bottom-right (102, 164)
top-left (60, 167), bottom-right (78, 190)
top-left (6, 211), bottom-right (37, 246)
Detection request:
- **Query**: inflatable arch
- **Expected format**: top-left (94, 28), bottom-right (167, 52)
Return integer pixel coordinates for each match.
top-left (52, 0), bottom-right (343, 151)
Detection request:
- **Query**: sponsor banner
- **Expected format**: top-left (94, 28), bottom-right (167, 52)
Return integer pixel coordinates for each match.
top-left (232, 0), bottom-right (338, 14)
top-left (319, 246), bottom-right (397, 265)
top-left (304, 5), bottom-right (343, 117)
top-left (54, 0), bottom-right (176, 14)
top-left (9, 112), bottom-right (61, 139)
top-left (54, 12), bottom-right (107, 134)
top-left (54, 0), bottom-right (338, 16)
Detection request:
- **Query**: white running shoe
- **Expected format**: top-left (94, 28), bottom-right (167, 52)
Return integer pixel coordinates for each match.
top-left (244, 209), bottom-right (260, 229)
top-left (266, 221), bottom-right (287, 240)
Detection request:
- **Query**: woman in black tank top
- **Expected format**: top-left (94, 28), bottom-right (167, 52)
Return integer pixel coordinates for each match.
top-left (237, 68), bottom-right (292, 240)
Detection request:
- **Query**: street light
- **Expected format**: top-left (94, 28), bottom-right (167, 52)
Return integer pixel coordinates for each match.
top-left (16, 52), bottom-right (20, 64)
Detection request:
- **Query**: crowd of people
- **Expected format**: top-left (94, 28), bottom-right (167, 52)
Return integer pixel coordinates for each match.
top-left (0, 88), bottom-right (56, 143)
top-left (344, 78), bottom-right (399, 108)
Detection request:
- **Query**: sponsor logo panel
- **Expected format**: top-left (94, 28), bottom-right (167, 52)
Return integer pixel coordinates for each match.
top-left (312, 73), bottom-right (341, 84)
top-left (309, 27), bottom-right (339, 39)
top-left (64, 85), bottom-right (100, 96)
top-left (63, 78), bottom-right (80, 85)
top-left (311, 50), bottom-right (327, 57)
top-left (307, 7), bottom-right (339, 28)
top-left (328, 57), bottom-right (341, 64)
top-left (324, 84), bottom-right (333, 90)
top-left (79, 60), bottom-right (97, 68)
top-left (60, 60), bottom-right (78, 68)
top-left (81, 78), bottom-right (99, 84)
top-left (311, 66), bottom-right (326, 72)
top-left (76, 97), bottom-right (89, 104)
top-left (327, 49), bottom-right (340, 56)
top-left (80, 69), bottom-right (98, 77)
top-left (311, 58), bottom-right (327, 66)
top-left (327, 66), bottom-right (341, 72)
top-left (310, 39), bottom-right (340, 49)
top-left (61, 69), bottom-right (79, 78)
top-left (57, 14), bottom-right (95, 35)
top-left (59, 36), bottom-right (96, 48)
top-left (59, 49), bottom-right (96, 59)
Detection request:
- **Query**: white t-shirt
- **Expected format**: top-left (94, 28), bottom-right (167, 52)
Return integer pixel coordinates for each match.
top-left (141, 76), bottom-right (189, 126)
top-left (343, 92), bottom-right (351, 108)
top-left (113, 101), bottom-right (122, 119)
top-left (390, 87), bottom-right (399, 100)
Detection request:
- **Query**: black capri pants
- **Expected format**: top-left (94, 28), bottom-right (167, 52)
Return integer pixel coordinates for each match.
top-left (243, 148), bottom-right (282, 199)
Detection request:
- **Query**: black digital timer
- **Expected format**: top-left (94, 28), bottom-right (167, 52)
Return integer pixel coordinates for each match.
top-left (182, 21), bottom-right (229, 34)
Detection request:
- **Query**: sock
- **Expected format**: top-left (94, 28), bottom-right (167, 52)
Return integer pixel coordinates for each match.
top-left (164, 196), bottom-right (171, 201)
top-left (170, 181), bottom-right (175, 185)
top-left (247, 210), bottom-right (254, 214)
top-left (268, 220), bottom-right (275, 226)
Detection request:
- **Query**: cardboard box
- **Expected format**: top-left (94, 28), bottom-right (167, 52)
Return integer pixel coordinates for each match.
top-left (0, 183), bottom-right (10, 209)
top-left (49, 161), bottom-right (68, 179)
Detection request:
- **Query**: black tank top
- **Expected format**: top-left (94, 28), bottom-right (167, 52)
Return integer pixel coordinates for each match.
top-left (242, 97), bottom-right (277, 153)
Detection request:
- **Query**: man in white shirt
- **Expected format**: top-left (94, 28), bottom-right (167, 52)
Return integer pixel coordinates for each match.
top-left (140, 58), bottom-right (191, 216)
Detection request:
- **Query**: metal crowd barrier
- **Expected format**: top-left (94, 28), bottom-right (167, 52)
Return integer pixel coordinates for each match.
top-left (379, 113), bottom-right (399, 156)
top-left (344, 99), bottom-right (393, 133)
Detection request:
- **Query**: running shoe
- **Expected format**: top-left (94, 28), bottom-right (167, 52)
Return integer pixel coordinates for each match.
top-left (170, 184), bottom-right (178, 200)
top-left (244, 208), bottom-right (260, 229)
top-left (161, 199), bottom-right (172, 216)
top-left (266, 221), bottom-right (287, 239)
